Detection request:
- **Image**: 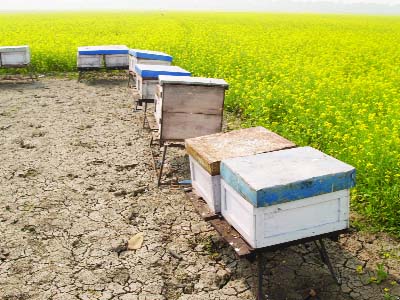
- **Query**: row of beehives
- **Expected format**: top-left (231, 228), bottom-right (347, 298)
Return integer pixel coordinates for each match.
top-left (118, 45), bottom-right (356, 249)
top-left (121, 46), bottom-right (229, 142)
top-left (185, 127), bottom-right (356, 249)
top-left (0, 46), bottom-right (31, 67)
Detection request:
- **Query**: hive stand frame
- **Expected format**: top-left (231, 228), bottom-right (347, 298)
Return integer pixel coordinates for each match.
top-left (127, 70), bottom-right (136, 88)
top-left (185, 188), bottom-right (345, 300)
top-left (149, 136), bottom-right (186, 187)
top-left (0, 64), bottom-right (37, 82)
top-left (140, 102), bottom-right (186, 187)
top-left (77, 65), bottom-right (128, 82)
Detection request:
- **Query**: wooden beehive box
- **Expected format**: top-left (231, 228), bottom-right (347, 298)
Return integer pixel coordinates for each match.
top-left (220, 146), bottom-right (356, 248)
top-left (0, 46), bottom-right (30, 66)
top-left (129, 49), bottom-right (172, 72)
top-left (134, 65), bottom-right (191, 99)
top-left (77, 45), bottom-right (129, 68)
top-left (157, 75), bottom-right (229, 142)
top-left (185, 127), bottom-right (295, 213)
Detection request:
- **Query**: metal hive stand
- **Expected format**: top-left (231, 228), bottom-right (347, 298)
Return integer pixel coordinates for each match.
top-left (0, 64), bottom-right (37, 82)
top-left (149, 134), bottom-right (185, 187)
top-left (77, 66), bottom-right (128, 82)
top-left (185, 189), bottom-right (345, 300)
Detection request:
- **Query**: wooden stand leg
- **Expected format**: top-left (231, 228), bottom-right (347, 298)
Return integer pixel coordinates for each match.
top-left (315, 239), bottom-right (341, 285)
top-left (257, 252), bottom-right (266, 300)
top-left (142, 101), bottom-right (148, 129)
top-left (157, 144), bottom-right (168, 187)
top-left (28, 65), bottom-right (35, 82)
top-left (78, 71), bottom-right (82, 82)
top-left (127, 73), bottom-right (131, 87)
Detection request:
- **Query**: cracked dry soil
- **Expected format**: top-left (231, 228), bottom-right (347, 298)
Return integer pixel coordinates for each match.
top-left (0, 78), bottom-right (399, 300)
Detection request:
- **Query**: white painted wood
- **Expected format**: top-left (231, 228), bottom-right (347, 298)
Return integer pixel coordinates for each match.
top-left (154, 93), bottom-right (162, 130)
top-left (77, 54), bottom-right (102, 68)
top-left (189, 156), bottom-right (221, 213)
top-left (0, 46), bottom-right (30, 66)
top-left (105, 54), bottom-right (129, 68)
top-left (221, 179), bottom-right (350, 248)
top-left (129, 56), bottom-right (171, 72)
top-left (136, 75), bottom-right (159, 99)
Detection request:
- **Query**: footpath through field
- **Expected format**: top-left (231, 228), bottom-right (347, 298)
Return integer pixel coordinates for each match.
top-left (0, 78), bottom-right (399, 300)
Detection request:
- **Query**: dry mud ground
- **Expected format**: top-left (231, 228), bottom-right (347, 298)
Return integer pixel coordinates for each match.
top-left (0, 77), bottom-right (399, 300)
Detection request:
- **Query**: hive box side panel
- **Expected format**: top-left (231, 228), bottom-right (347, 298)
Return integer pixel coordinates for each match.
top-left (137, 58), bottom-right (171, 65)
top-left (129, 57), bottom-right (171, 72)
top-left (163, 85), bottom-right (225, 114)
top-left (77, 54), bottom-right (103, 68)
top-left (129, 56), bottom-right (137, 72)
top-left (160, 112), bottom-right (222, 141)
top-left (255, 190), bottom-right (349, 248)
top-left (1, 51), bottom-right (30, 65)
top-left (221, 180), bottom-right (256, 246)
top-left (137, 76), bottom-right (158, 99)
top-left (221, 180), bottom-right (350, 248)
top-left (105, 54), bottom-right (128, 67)
top-left (154, 93), bottom-right (162, 129)
top-left (189, 156), bottom-right (221, 213)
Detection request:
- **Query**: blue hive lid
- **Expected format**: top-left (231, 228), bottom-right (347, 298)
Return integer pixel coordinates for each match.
top-left (134, 64), bottom-right (191, 79)
top-left (220, 146), bottom-right (356, 207)
top-left (129, 49), bottom-right (172, 62)
top-left (78, 45), bottom-right (129, 55)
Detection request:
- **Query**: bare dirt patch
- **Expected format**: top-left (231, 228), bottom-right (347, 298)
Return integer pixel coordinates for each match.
top-left (0, 78), bottom-right (399, 300)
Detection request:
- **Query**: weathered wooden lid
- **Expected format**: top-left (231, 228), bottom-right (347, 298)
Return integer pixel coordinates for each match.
top-left (78, 45), bottom-right (129, 55)
top-left (0, 45), bottom-right (30, 53)
top-left (185, 127), bottom-right (296, 176)
top-left (135, 64), bottom-right (191, 79)
top-left (220, 146), bottom-right (356, 207)
top-left (159, 75), bottom-right (229, 89)
top-left (129, 49), bottom-right (172, 62)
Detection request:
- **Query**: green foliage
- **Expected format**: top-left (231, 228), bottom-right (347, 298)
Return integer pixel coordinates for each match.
top-left (1, 12), bottom-right (399, 236)
top-left (369, 263), bottom-right (389, 284)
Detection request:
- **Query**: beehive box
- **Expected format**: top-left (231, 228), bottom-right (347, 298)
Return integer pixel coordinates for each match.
top-left (220, 146), bottom-right (356, 248)
top-left (77, 45), bottom-right (129, 68)
top-left (0, 46), bottom-right (30, 66)
top-left (134, 65), bottom-right (191, 99)
top-left (157, 75), bottom-right (229, 142)
top-left (185, 127), bottom-right (295, 213)
top-left (129, 49), bottom-right (172, 72)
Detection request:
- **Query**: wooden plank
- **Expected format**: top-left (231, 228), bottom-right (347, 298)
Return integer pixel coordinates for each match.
top-left (162, 85), bottom-right (225, 114)
top-left (160, 112), bottom-right (222, 141)
top-left (209, 218), bottom-right (254, 257)
top-left (187, 190), bottom-right (219, 221)
top-left (185, 127), bottom-right (296, 176)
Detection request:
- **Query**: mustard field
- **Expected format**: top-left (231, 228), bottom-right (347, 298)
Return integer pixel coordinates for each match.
top-left (1, 12), bottom-right (399, 235)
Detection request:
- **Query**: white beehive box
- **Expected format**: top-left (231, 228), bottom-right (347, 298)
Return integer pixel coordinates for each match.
top-left (0, 46), bottom-right (30, 66)
top-left (157, 75), bottom-right (229, 142)
top-left (220, 147), bottom-right (356, 248)
top-left (77, 45), bottom-right (128, 68)
top-left (129, 49), bottom-right (172, 72)
top-left (134, 65), bottom-right (191, 100)
top-left (185, 127), bottom-right (295, 213)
